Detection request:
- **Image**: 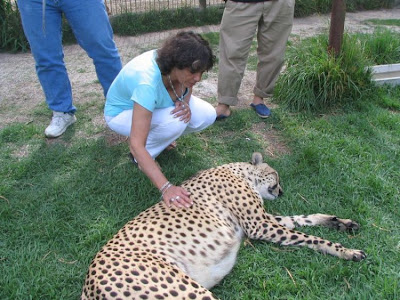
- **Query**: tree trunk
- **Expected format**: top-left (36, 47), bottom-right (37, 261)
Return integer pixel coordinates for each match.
top-left (328, 0), bottom-right (346, 57)
top-left (199, 0), bottom-right (207, 10)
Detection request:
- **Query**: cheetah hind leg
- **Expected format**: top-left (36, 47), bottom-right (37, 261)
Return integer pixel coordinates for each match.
top-left (81, 252), bottom-right (218, 300)
top-left (272, 213), bottom-right (360, 232)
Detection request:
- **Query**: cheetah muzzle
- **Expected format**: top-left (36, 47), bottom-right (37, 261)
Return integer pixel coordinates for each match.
top-left (81, 152), bottom-right (366, 300)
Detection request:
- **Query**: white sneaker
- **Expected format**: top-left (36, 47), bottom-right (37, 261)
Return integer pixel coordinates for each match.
top-left (45, 111), bottom-right (77, 138)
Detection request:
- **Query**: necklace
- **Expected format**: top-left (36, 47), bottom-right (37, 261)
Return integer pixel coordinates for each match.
top-left (168, 74), bottom-right (185, 102)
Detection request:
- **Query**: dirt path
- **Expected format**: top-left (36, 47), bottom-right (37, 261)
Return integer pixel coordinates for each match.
top-left (1, 8), bottom-right (399, 130)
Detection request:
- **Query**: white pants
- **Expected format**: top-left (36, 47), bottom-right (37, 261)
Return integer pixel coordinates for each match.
top-left (105, 96), bottom-right (216, 158)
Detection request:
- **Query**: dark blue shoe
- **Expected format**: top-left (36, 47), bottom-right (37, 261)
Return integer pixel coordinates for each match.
top-left (250, 103), bottom-right (271, 118)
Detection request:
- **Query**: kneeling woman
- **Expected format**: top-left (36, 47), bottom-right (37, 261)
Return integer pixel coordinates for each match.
top-left (104, 31), bottom-right (216, 209)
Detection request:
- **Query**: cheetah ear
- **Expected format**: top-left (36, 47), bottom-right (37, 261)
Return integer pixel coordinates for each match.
top-left (251, 152), bottom-right (263, 165)
top-left (273, 171), bottom-right (280, 184)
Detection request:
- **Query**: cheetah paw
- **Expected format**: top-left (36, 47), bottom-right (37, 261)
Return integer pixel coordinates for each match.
top-left (330, 217), bottom-right (360, 232)
top-left (350, 249), bottom-right (367, 262)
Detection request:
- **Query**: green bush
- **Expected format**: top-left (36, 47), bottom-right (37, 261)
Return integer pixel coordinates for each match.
top-left (358, 28), bottom-right (400, 65)
top-left (273, 27), bottom-right (400, 113)
top-left (0, 0), bottom-right (76, 52)
top-left (348, 0), bottom-right (395, 11)
top-left (0, 0), bottom-right (29, 52)
top-left (294, 0), bottom-right (332, 17)
top-left (111, 6), bottom-right (224, 36)
top-left (294, 0), bottom-right (395, 17)
top-left (274, 34), bottom-right (373, 112)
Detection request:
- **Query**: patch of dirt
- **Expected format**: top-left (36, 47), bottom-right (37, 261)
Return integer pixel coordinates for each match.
top-left (251, 122), bottom-right (291, 157)
top-left (0, 8), bottom-right (399, 156)
top-left (45, 138), bottom-right (70, 146)
top-left (11, 144), bottom-right (38, 159)
top-left (104, 130), bottom-right (129, 147)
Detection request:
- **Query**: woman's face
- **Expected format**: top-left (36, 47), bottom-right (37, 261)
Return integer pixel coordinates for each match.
top-left (176, 68), bottom-right (203, 89)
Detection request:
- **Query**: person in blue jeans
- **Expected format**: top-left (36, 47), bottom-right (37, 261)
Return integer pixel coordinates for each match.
top-left (17, 0), bottom-right (122, 138)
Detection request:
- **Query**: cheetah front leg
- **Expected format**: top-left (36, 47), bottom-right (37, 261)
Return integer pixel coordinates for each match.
top-left (244, 213), bottom-right (366, 261)
top-left (272, 214), bottom-right (360, 232)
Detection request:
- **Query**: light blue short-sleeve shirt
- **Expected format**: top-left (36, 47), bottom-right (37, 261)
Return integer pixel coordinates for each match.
top-left (104, 50), bottom-right (174, 117)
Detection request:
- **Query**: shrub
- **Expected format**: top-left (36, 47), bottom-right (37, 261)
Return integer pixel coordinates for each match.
top-left (347, 0), bottom-right (395, 11)
top-left (111, 6), bottom-right (224, 36)
top-left (274, 34), bottom-right (373, 112)
top-left (294, 0), bottom-right (332, 17)
top-left (358, 28), bottom-right (400, 65)
top-left (294, 0), bottom-right (395, 17)
top-left (0, 0), bottom-right (77, 52)
top-left (0, 0), bottom-right (29, 52)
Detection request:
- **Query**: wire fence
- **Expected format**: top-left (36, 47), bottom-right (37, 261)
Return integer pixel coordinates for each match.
top-left (105, 0), bottom-right (223, 15)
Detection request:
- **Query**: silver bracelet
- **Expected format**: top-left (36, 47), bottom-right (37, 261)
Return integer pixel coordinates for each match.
top-left (159, 181), bottom-right (171, 193)
top-left (160, 183), bottom-right (173, 198)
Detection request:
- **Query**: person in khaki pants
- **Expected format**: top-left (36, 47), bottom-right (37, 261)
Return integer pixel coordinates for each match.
top-left (216, 0), bottom-right (295, 119)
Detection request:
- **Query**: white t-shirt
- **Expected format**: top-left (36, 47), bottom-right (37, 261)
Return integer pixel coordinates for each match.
top-left (104, 50), bottom-right (174, 117)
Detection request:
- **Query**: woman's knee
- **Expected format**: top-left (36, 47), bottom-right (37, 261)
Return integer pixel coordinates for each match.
top-left (190, 101), bottom-right (217, 130)
top-left (164, 118), bottom-right (188, 137)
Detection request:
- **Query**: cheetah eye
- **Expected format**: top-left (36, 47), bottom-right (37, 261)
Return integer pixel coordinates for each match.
top-left (268, 184), bottom-right (278, 193)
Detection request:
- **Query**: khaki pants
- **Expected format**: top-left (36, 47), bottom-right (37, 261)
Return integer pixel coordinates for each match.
top-left (217, 0), bottom-right (295, 106)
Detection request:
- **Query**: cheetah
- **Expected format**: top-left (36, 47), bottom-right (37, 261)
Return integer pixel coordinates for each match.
top-left (81, 152), bottom-right (366, 300)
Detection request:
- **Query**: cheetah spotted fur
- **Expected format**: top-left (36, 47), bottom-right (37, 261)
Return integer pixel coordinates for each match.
top-left (81, 152), bottom-right (366, 300)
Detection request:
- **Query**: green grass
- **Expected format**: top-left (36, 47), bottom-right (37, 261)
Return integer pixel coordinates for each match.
top-left (364, 18), bottom-right (400, 26)
top-left (1, 84), bottom-right (399, 299)
top-left (1, 31), bottom-right (400, 300)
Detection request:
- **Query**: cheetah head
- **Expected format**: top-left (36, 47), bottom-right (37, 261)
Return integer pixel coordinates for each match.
top-left (250, 152), bottom-right (283, 200)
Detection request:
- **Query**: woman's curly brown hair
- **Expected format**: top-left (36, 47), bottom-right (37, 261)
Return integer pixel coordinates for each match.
top-left (157, 31), bottom-right (215, 75)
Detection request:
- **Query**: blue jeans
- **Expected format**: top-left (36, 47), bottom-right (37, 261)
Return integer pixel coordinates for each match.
top-left (17, 0), bottom-right (122, 114)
